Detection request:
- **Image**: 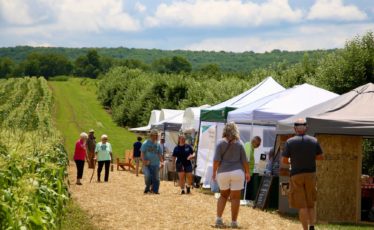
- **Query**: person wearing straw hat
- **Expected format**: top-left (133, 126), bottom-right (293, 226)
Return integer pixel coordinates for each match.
top-left (94, 134), bottom-right (113, 182)
top-left (74, 132), bottom-right (88, 185)
top-left (141, 129), bottom-right (163, 194)
top-left (212, 122), bottom-right (250, 228)
top-left (282, 118), bottom-right (323, 230)
top-left (172, 133), bottom-right (195, 195)
top-left (86, 129), bottom-right (96, 169)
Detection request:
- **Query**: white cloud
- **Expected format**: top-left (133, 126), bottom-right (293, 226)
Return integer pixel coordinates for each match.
top-left (185, 23), bottom-right (374, 52)
top-left (0, 0), bottom-right (50, 25)
top-left (0, 0), bottom-right (141, 32)
top-left (145, 0), bottom-right (303, 28)
top-left (135, 2), bottom-right (147, 13)
top-left (307, 0), bottom-right (367, 21)
top-left (55, 0), bottom-right (141, 32)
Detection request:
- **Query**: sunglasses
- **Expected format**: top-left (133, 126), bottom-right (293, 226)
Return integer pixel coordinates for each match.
top-left (294, 123), bottom-right (307, 126)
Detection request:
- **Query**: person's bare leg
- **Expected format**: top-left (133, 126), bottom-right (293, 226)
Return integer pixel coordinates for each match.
top-left (135, 160), bottom-right (139, 176)
top-left (178, 172), bottom-right (185, 189)
top-left (217, 189), bottom-right (230, 218)
top-left (230, 190), bottom-right (241, 222)
top-left (307, 207), bottom-right (315, 227)
top-left (186, 173), bottom-right (193, 187)
top-left (299, 208), bottom-right (309, 230)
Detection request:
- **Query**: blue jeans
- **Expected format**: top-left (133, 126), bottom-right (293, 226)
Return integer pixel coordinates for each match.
top-left (143, 165), bottom-right (160, 193)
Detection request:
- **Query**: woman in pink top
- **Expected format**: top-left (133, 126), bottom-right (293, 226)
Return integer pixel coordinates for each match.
top-left (74, 132), bottom-right (88, 185)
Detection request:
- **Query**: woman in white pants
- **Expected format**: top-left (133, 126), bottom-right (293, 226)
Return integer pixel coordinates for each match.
top-left (212, 122), bottom-right (250, 228)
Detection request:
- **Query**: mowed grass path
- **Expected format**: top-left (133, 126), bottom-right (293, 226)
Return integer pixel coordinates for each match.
top-left (49, 78), bottom-right (136, 159)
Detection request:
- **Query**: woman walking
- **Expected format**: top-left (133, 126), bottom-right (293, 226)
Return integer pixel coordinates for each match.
top-left (74, 132), bottom-right (88, 185)
top-left (94, 134), bottom-right (113, 182)
top-left (212, 122), bottom-right (250, 228)
top-left (172, 133), bottom-right (195, 194)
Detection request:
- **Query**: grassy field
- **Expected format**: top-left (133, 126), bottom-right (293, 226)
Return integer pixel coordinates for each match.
top-left (49, 78), bottom-right (136, 159)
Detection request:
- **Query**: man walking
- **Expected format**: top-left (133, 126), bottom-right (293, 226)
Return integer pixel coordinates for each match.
top-left (282, 118), bottom-right (324, 230)
top-left (141, 129), bottom-right (163, 194)
top-left (86, 129), bottom-right (96, 169)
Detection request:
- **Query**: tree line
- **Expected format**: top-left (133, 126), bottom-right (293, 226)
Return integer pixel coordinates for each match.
top-left (0, 45), bottom-right (333, 79)
top-left (95, 32), bottom-right (374, 176)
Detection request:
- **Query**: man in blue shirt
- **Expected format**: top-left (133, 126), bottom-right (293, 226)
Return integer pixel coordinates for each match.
top-left (141, 129), bottom-right (163, 194)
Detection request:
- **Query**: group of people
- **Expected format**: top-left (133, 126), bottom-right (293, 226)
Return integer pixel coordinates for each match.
top-left (212, 119), bottom-right (322, 230)
top-left (73, 129), bottom-right (113, 185)
top-left (135, 129), bottom-right (196, 195)
top-left (73, 117), bottom-right (322, 230)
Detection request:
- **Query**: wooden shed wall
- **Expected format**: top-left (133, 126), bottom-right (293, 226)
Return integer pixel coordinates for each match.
top-left (316, 134), bottom-right (362, 223)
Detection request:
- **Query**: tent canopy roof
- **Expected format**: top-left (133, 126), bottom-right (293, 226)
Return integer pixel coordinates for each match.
top-left (129, 110), bottom-right (161, 132)
top-left (228, 83), bottom-right (338, 124)
top-left (306, 83), bottom-right (374, 136)
top-left (151, 109), bottom-right (184, 131)
top-left (201, 77), bottom-right (285, 122)
top-left (207, 76), bottom-right (285, 110)
top-left (181, 104), bottom-right (210, 131)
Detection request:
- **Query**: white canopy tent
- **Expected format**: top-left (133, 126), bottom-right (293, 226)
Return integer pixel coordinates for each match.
top-left (129, 110), bottom-right (161, 133)
top-left (207, 76), bottom-right (285, 110)
top-left (151, 109), bottom-right (184, 155)
top-left (196, 77), bottom-right (285, 186)
top-left (227, 83), bottom-right (338, 167)
top-left (228, 83), bottom-right (339, 124)
top-left (181, 104), bottom-right (210, 132)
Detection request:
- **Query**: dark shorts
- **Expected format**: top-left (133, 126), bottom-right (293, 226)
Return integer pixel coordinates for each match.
top-left (176, 162), bottom-right (193, 173)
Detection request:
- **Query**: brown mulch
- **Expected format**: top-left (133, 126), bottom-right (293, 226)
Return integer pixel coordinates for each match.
top-left (67, 162), bottom-right (299, 230)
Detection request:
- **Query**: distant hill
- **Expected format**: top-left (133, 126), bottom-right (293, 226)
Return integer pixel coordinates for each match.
top-left (0, 46), bottom-right (334, 73)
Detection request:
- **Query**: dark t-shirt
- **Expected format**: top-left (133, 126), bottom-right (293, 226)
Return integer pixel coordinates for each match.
top-left (133, 141), bottom-right (142, 157)
top-left (282, 134), bottom-right (323, 176)
top-left (172, 144), bottom-right (193, 166)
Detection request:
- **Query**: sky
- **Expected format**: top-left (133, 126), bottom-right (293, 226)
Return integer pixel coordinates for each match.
top-left (0, 0), bottom-right (373, 52)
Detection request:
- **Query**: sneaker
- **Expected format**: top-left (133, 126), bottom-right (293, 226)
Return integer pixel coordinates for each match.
top-left (215, 218), bottom-right (224, 228)
top-left (144, 189), bottom-right (150, 194)
top-left (181, 190), bottom-right (185, 195)
top-left (76, 182), bottom-right (82, 185)
top-left (186, 186), bottom-right (191, 194)
top-left (231, 221), bottom-right (239, 229)
top-left (309, 226), bottom-right (315, 230)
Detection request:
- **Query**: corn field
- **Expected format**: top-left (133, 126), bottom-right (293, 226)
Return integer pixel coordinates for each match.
top-left (0, 77), bottom-right (69, 229)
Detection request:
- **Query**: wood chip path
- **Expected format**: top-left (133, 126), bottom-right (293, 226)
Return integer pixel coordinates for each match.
top-left (68, 162), bottom-right (299, 230)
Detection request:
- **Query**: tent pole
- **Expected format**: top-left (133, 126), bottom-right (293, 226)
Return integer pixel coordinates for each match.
top-left (193, 118), bottom-right (202, 177)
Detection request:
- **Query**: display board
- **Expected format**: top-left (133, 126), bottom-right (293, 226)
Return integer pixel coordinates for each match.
top-left (254, 175), bottom-right (273, 210)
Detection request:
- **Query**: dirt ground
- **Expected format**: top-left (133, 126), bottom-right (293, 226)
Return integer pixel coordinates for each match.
top-left (68, 162), bottom-right (300, 230)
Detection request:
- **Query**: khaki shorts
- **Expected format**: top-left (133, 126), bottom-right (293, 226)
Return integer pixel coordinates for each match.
top-left (289, 173), bottom-right (317, 209)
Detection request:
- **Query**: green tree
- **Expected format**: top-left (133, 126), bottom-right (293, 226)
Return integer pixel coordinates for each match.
top-left (168, 56), bottom-right (192, 74)
top-left (74, 49), bottom-right (101, 78)
top-left (0, 57), bottom-right (14, 78)
top-left (23, 53), bottom-right (72, 78)
top-left (199, 63), bottom-right (221, 76)
top-left (312, 32), bottom-right (374, 94)
top-left (152, 56), bottom-right (192, 74)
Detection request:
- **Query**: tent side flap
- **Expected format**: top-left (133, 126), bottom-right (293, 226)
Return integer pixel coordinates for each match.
top-left (200, 107), bottom-right (236, 122)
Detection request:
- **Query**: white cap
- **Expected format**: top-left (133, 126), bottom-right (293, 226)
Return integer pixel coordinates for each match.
top-left (80, 132), bottom-right (88, 138)
top-left (101, 134), bottom-right (108, 139)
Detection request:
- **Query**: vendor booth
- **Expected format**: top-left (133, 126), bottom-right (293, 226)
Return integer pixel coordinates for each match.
top-left (151, 109), bottom-right (184, 181)
top-left (228, 83), bottom-right (338, 206)
top-left (181, 104), bottom-right (210, 146)
top-left (276, 83), bottom-right (374, 223)
top-left (129, 110), bottom-right (161, 133)
top-left (196, 77), bottom-right (285, 187)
